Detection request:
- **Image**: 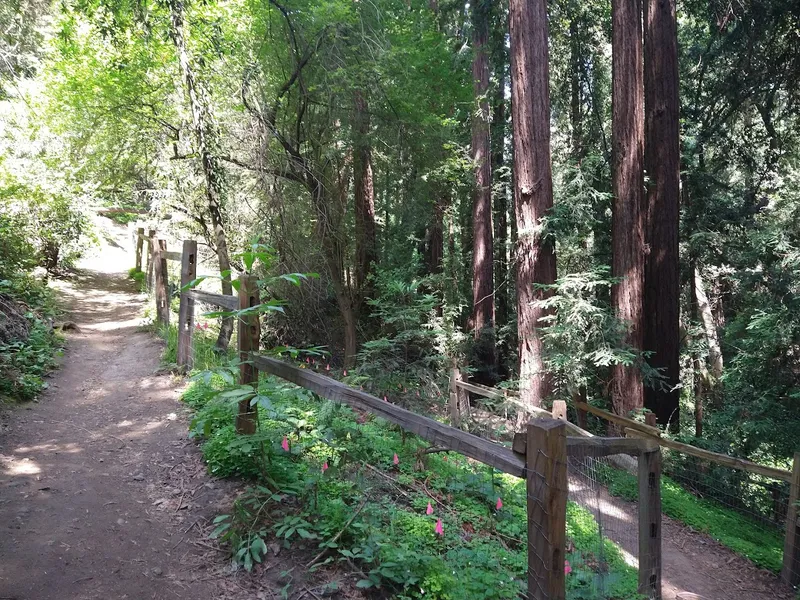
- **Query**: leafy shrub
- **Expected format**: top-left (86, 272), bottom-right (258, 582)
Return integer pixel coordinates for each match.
top-left (0, 278), bottom-right (61, 402)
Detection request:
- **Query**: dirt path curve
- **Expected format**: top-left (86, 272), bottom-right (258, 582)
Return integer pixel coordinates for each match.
top-left (571, 470), bottom-right (794, 600)
top-left (0, 221), bottom-right (234, 600)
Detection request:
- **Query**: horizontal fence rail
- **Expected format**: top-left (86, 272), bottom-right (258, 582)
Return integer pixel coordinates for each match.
top-left (186, 289), bottom-right (239, 311)
top-left (251, 353), bottom-right (528, 477)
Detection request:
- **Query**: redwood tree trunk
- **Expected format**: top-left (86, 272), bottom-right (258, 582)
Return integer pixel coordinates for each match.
top-left (509, 0), bottom-right (557, 411)
top-left (471, 0), bottom-right (494, 340)
top-left (353, 90), bottom-right (377, 295)
top-left (492, 34), bottom-right (509, 336)
top-left (611, 0), bottom-right (646, 417)
top-left (644, 0), bottom-right (681, 429)
top-left (167, 0), bottom-right (234, 351)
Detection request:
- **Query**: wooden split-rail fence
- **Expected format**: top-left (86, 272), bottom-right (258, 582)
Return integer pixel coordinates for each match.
top-left (131, 231), bottom-right (664, 599)
top-left (450, 366), bottom-right (800, 587)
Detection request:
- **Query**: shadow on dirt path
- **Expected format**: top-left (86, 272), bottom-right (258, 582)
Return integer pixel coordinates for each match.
top-left (0, 219), bottom-right (234, 599)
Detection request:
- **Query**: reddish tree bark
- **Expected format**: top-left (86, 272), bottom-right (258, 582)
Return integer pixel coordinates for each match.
top-left (471, 0), bottom-right (494, 341)
top-left (353, 90), bottom-right (377, 293)
top-left (611, 0), bottom-right (646, 417)
top-left (509, 0), bottom-right (556, 410)
top-left (644, 0), bottom-right (681, 429)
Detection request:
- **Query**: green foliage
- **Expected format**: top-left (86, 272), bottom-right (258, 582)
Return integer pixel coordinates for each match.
top-left (0, 276), bottom-right (62, 402)
top-left (356, 265), bottom-right (448, 403)
top-left (537, 269), bottom-right (660, 402)
top-left (183, 361), bottom-right (642, 598)
top-left (127, 267), bottom-right (145, 291)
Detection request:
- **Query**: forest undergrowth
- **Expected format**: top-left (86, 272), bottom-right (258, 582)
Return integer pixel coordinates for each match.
top-left (163, 325), bottom-right (642, 600)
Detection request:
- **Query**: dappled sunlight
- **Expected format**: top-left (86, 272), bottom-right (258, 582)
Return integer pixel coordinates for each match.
top-left (0, 455), bottom-right (42, 476)
top-left (13, 442), bottom-right (83, 455)
top-left (85, 318), bottom-right (145, 331)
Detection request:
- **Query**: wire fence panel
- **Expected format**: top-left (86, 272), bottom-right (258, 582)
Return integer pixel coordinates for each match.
top-left (567, 452), bottom-right (647, 599)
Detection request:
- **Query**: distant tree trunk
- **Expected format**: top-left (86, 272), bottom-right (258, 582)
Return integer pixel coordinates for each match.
top-left (492, 19), bottom-right (509, 340)
top-left (610, 0), bottom-right (646, 418)
top-left (471, 0), bottom-right (495, 349)
top-left (694, 267), bottom-right (723, 380)
top-left (492, 88), bottom-right (508, 331)
top-left (167, 0), bottom-right (234, 351)
top-left (353, 90), bottom-right (377, 294)
top-left (509, 0), bottom-right (556, 411)
top-left (644, 0), bottom-right (681, 429)
top-left (690, 262), bottom-right (704, 438)
top-left (311, 175), bottom-right (358, 368)
top-left (569, 17), bottom-right (584, 158)
top-left (429, 195), bottom-right (445, 274)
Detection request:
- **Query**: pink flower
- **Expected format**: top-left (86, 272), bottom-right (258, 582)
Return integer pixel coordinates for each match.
top-left (281, 436), bottom-right (289, 452)
top-left (393, 453), bottom-right (399, 465)
top-left (496, 497), bottom-right (503, 510)
top-left (434, 518), bottom-right (444, 536)
top-left (564, 560), bottom-right (572, 575)
top-left (416, 390), bottom-right (420, 397)
top-left (384, 395), bottom-right (388, 402)
top-left (426, 502), bottom-right (433, 515)
top-left (306, 357), bottom-right (310, 363)
top-left (202, 322), bottom-right (209, 330)
top-left (326, 364), bottom-right (330, 371)
top-left (343, 369), bottom-right (348, 376)
top-left (322, 461), bottom-right (329, 473)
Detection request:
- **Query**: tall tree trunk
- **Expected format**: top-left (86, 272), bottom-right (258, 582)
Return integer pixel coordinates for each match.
top-left (429, 194), bottom-right (445, 274)
top-left (471, 0), bottom-right (495, 347)
top-left (690, 261), bottom-right (704, 437)
top-left (167, 0), bottom-right (234, 351)
top-left (311, 177), bottom-right (358, 368)
top-left (644, 0), bottom-right (681, 429)
top-left (509, 0), bottom-right (557, 411)
top-left (569, 17), bottom-right (584, 158)
top-left (610, 0), bottom-right (646, 418)
top-left (492, 19), bottom-right (509, 340)
top-left (694, 267), bottom-right (723, 380)
top-left (353, 90), bottom-right (377, 294)
top-left (492, 88), bottom-right (508, 333)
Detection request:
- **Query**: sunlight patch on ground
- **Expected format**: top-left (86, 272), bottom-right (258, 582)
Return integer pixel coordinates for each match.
top-left (0, 455), bottom-right (42, 476)
top-left (13, 443), bottom-right (82, 455)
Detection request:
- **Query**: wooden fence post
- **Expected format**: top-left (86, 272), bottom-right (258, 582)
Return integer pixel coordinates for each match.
top-left (153, 239), bottom-right (169, 327)
top-left (449, 365), bottom-right (461, 427)
top-left (526, 419), bottom-right (567, 600)
top-left (236, 273), bottom-right (260, 434)
top-left (638, 447), bottom-right (662, 598)
top-left (176, 240), bottom-right (197, 370)
top-left (135, 227), bottom-right (144, 271)
top-left (782, 452), bottom-right (800, 585)
top-left (551, 400), bottom-right (567, 421)
top-left (145, 228), bottom-right (156, 290)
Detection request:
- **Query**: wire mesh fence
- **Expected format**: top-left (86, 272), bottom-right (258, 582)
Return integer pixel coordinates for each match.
top-left (566, 448), bottom-right (661, 600)
top-left (663, 449), bottom-right (790, 530)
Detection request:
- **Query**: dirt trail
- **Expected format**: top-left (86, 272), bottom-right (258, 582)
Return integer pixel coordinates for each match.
top-left (569, 477), bottom-right (793, 600)
top-left (0, 221), bottom-right (233, 599)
